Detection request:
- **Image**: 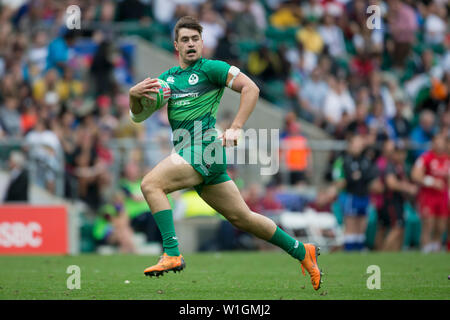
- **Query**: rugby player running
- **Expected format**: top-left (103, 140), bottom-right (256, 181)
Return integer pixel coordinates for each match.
top-left (128, 16), bottom-right (322, 290)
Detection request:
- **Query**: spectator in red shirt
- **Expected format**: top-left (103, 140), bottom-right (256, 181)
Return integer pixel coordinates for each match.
top-left (350, 50), bottom-right (375, 82)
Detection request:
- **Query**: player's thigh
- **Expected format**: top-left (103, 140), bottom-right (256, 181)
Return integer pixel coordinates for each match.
top-left (356, 215), bottom-right (368, 232)
top-left (141, 153), bottom-right (203, 194)
top-left (434, 217), bottom-right (447, 233)
top-left (199, 180), bottom-right (251, 223)
top-left (421, 215), bottom-right (433, 231)
top-left (343, 215), bottom-right (358, 233)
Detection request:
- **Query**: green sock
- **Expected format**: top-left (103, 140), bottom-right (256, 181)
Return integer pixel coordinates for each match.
top-left (268, 226), bottom-right (306, 261)
top-left (153, 209), bottom-right (180, 256)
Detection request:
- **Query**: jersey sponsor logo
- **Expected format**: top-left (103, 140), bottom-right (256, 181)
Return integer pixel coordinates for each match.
top-left (166, 76), bottom-right (175, 83)
top-left (173, 100), bottom-right (190, 106)
top-left (0, 222), bottom-right (42, 248)
top-left (171, 92), bottom-right (199, 99)
top-left (429, 158), bottom-right (450, 177)
top-left (188, 73), bottom-right (199, 85)
top-left (352, 171), bottom-right (362, 180)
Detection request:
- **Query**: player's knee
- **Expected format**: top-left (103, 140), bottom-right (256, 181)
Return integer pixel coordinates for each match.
top-left (228, 212), bottom-right (252, 231)
top-left (140, 174), bottom-right (162, 196)
top-left (227, 215), bottom-right (240, 227)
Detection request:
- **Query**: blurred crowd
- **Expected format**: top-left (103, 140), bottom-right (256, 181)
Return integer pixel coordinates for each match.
top-left (0, 0), bottom-right (449, 253)
top-left (0, 0), bottom-right (145, 206)
top-left (137, 0), bottom-right (450, 144)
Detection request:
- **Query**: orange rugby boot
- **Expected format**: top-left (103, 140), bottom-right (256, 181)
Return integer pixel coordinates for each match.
top-left (300, 244), bottom-right (323, 290)
top-left (144, 253), bottom-right (186, 277)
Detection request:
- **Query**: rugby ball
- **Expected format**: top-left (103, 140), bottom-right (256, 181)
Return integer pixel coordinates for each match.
top-left (140, 78), bottom-right (171, 111)
top-left (131, 78), bottom-right (171, 123)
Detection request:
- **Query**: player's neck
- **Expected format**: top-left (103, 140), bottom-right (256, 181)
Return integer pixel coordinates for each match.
top-left (179, 57), bottom-right (200, 70)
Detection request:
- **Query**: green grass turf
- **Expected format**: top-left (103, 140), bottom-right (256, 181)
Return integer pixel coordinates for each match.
top-left (0, 251), bottom-right (448, 300)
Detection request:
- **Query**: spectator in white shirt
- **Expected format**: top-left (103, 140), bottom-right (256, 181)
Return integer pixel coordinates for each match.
top-left (24, 118), bottom-right (62, 193)
top-left (323, 77), bottom-right (356, 130)
top-left (0, 96), bottom-right (21, 138)
top-left (319, 14), bottom-right (346, 58)
top-left (27, 31), bottom-right (49, 82)
top-left (298, 67), bottom-right (329, 124)
top-left (424, 1), bottom-right (447, 45)
top-left (199, 7), bottom-right (226, 58)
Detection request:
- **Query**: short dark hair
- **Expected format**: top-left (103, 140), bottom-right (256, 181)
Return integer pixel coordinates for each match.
top-left (174, 16), bottom-right (203, 41)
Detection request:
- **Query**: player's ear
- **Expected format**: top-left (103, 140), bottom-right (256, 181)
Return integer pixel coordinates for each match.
top-left (174, 40), bottom-right (179, 52)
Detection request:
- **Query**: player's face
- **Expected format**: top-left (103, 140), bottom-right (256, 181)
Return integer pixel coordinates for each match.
top-left (175, 28), bottom-right (203, 64)
top-left (349, 135), bottom-right (364, 156)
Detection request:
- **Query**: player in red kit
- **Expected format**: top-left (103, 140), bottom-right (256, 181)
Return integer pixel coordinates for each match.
top-left (412, 134), bottom-right (450, 253)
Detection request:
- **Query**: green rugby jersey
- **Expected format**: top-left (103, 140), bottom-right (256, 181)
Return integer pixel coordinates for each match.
top-left (158, 57), bottom-right (231, 148)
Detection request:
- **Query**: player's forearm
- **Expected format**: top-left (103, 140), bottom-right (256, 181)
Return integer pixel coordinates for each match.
top-left (386, 175), bottom-right (403, 192)
top-left (326, 179), bottom-right (346, 201)
top-left (129, 93), bottom-right (143, 114)
top-left (411, 166), bottom-right (424, 185)
top-left (412, 169), bottom-right (437, 188)
top-left (369, 178), bottom-right (384, 194)
top-left (230, 84), bottom-right (259, 129)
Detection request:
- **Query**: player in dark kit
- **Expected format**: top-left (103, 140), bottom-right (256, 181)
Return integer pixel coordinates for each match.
top-left (328, 135), bottom-right (381, 251)
top-left (375, 143), bottom-right (417, 251)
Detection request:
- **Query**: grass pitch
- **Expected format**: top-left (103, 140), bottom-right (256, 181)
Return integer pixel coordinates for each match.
top-left (0, 251), bottom-right (448, 300)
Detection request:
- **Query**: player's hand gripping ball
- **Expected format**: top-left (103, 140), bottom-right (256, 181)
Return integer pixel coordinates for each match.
top-left (130, 78), bottom-right (171, 123)
top-left (140, 78), bottom-right (171, 112)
